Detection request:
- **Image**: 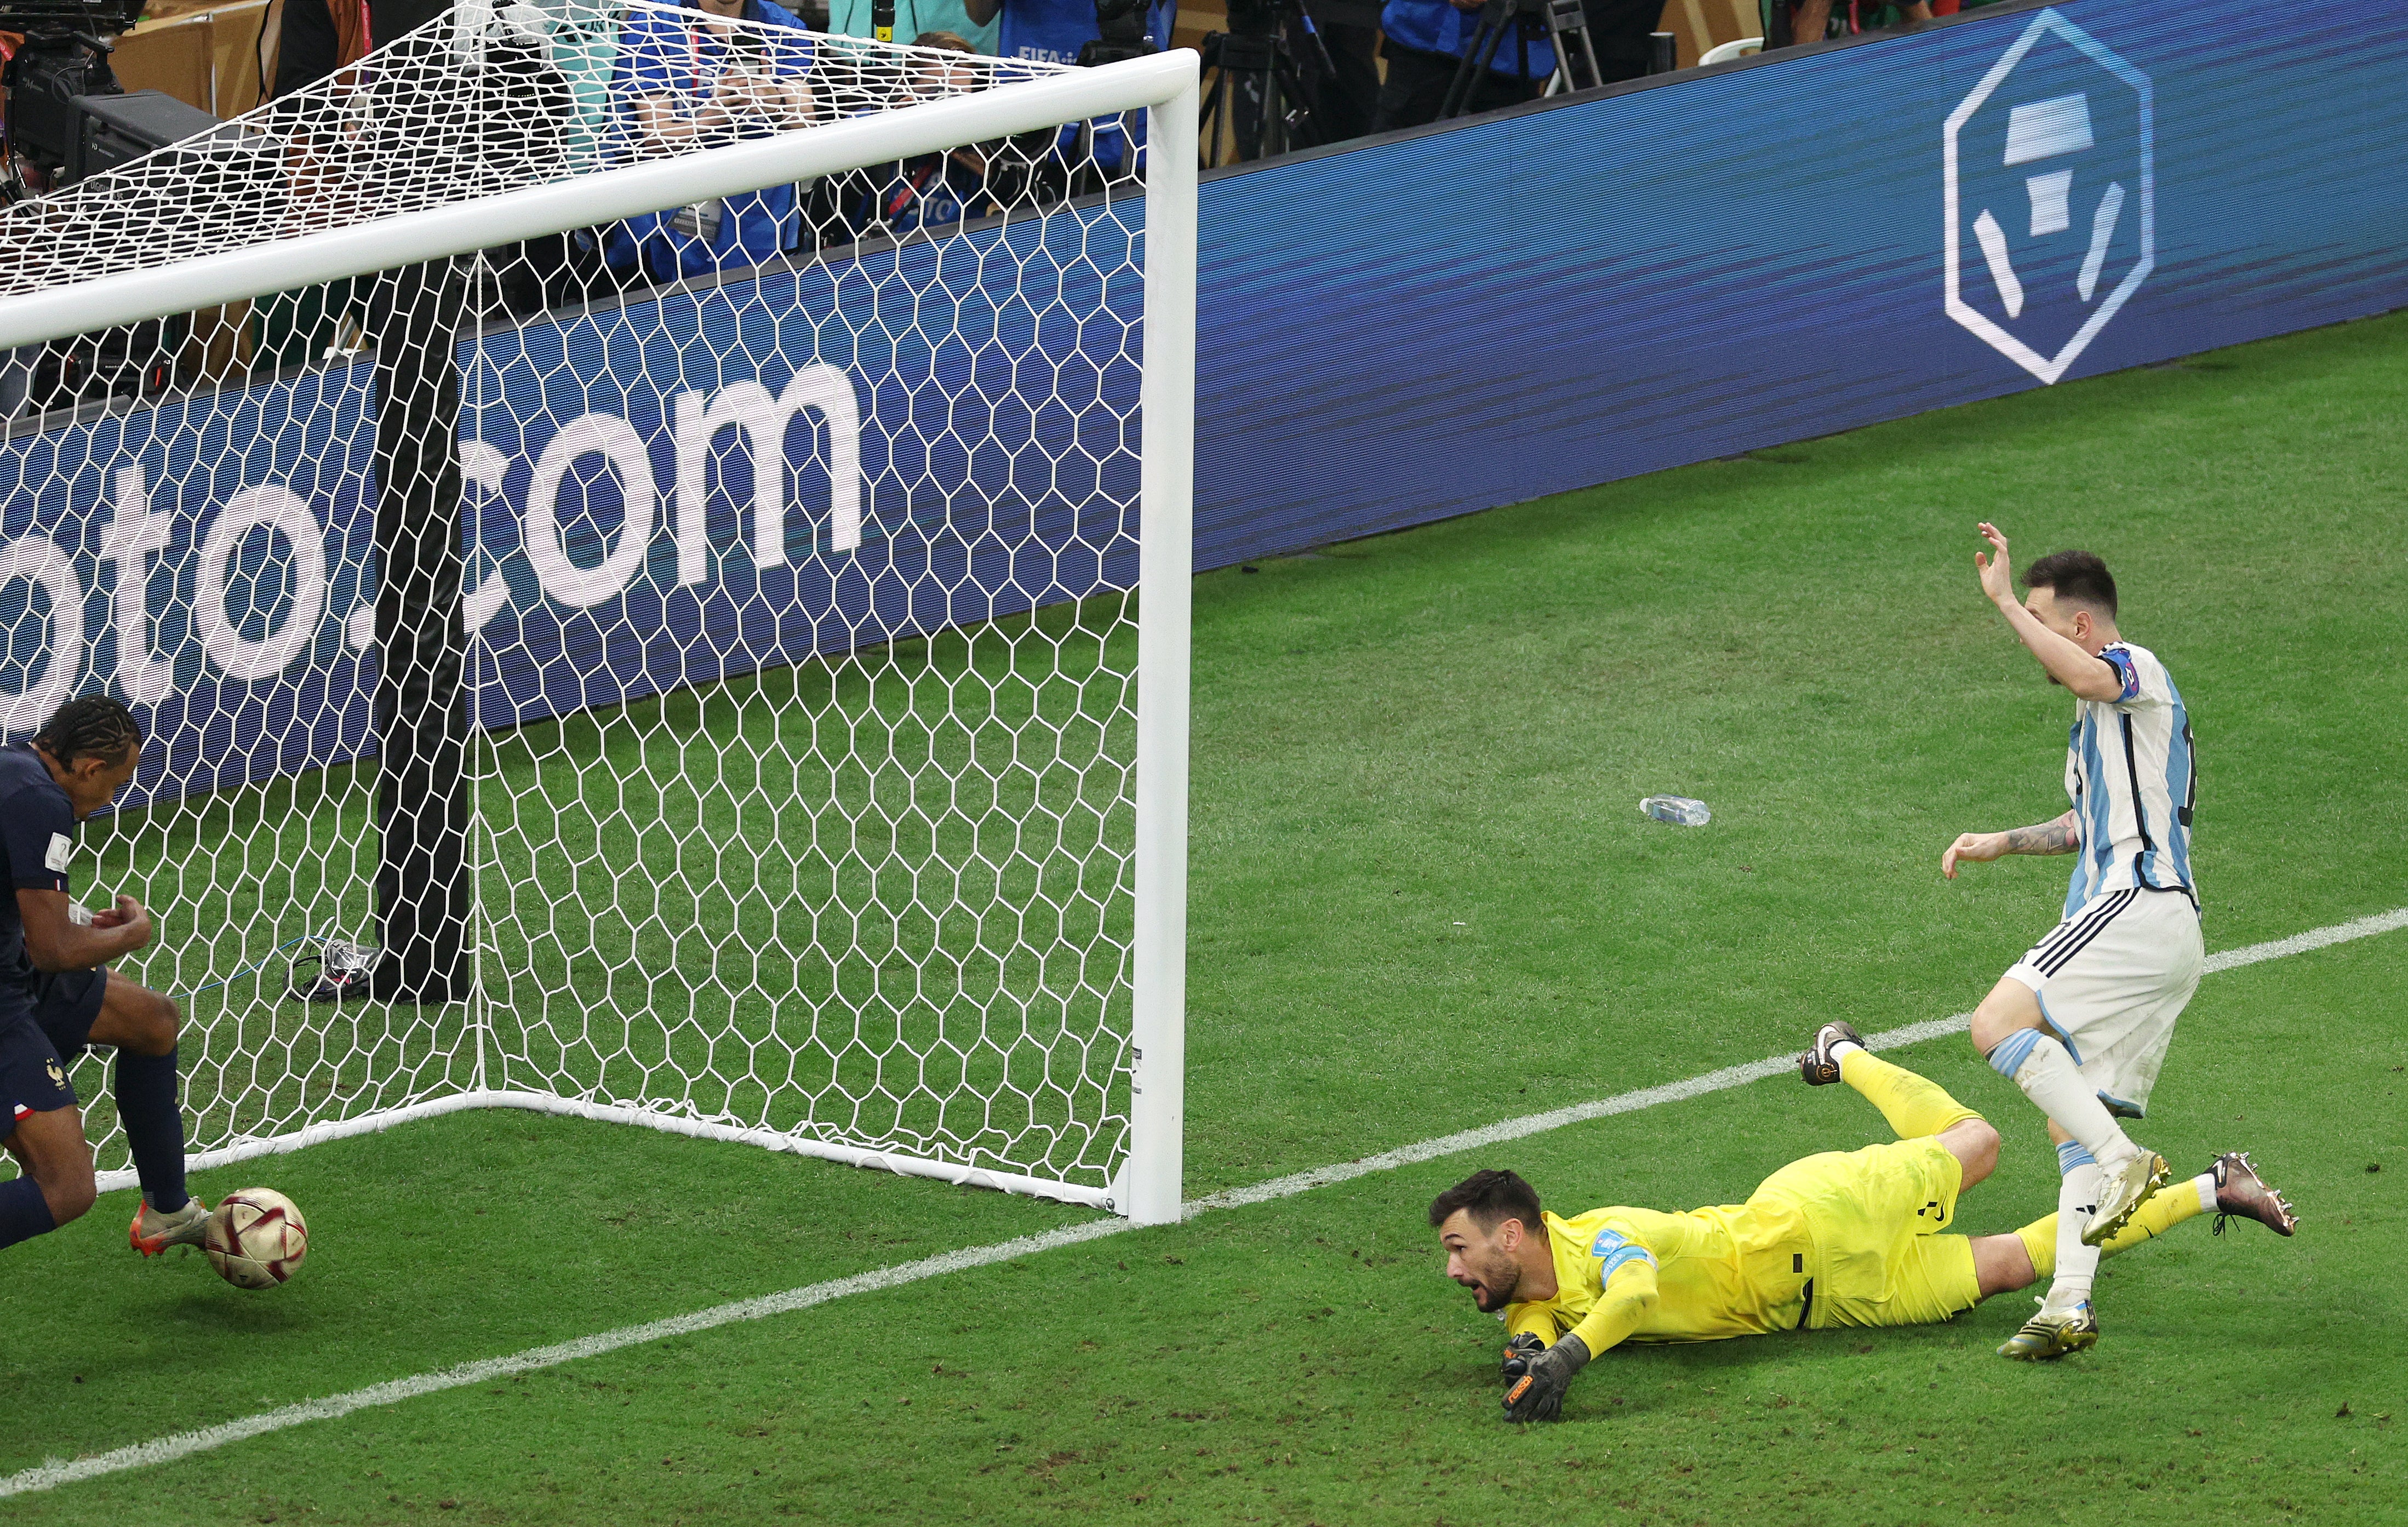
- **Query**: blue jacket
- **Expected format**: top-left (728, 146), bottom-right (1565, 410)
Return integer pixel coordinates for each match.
top-left (1381, 0), bottom-right (1556, 77)
top-left (607, 0), bottom-right (816, 282)
top-left (996, 0), bottom-right (1171, 65)
top-left (993, 0), bottom-right (1173, 173)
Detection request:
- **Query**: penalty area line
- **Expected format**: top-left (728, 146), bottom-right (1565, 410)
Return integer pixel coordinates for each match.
top-left (5, 903), bottom-right (2401, 1500)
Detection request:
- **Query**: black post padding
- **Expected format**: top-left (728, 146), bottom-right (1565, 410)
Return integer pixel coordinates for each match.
top-left (368, 258), bottom-right (471, 1005)
top-left (1765, 0), bottom-right (1793, 50)
top-left (1648, 30), bottom-right (1674, 72)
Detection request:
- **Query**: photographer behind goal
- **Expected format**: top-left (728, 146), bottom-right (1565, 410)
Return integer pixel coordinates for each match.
top-left (962, 0), bottom-right (1169, 175)
top-left (1372, 0), bottom-right (1673, 131)
top-left (962, 0), bottom-right (1170, 65)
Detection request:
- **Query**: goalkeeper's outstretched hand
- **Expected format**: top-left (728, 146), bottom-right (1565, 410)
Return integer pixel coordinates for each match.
top-left (1501, 1331), bottom-right (1546, 1382)
top-left (1501, 1332), bottom-right (1590, 1423)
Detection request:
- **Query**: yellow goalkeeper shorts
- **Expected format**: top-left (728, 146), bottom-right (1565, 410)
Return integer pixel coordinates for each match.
top-left (1749, 1138), bottom-right (1983, 1331)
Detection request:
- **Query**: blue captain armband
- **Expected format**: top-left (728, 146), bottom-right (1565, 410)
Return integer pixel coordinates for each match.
top-left (1589, 1229), bottom-right (1656, 1280)
top-left (2100, 648), bottom-right (2142, 703)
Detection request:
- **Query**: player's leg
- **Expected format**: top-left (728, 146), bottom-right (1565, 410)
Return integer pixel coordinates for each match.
top-left (1, 1105), bottom-right (98, 1245)
top-left (1970, 893), bottom-right (2189, 1266)
top-left (62, 970), bottom-right (207, 1253)
top-left (1801, 1023), bottom-right (1989, 1180)
top-left (1993, 1149), bottom-right (2287, 1360)
top-left (1970, 1229), bottom-right (2037, 1301)
top-left (1970, 970), bottom-right (2155, 1199)
top-left (1970, 1193), bottom-right (2230, 1307)
top-left (1934, 1116), bottom-right (1999, 1191)
top-left (2014, 1152), bottom-right (2298, 1277)
top-left (1985, 1156), bottom-right (2292, 1349)
top-left (1, 1013), bottom-right (98, 1249)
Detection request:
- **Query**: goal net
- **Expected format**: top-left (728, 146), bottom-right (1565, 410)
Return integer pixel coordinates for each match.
top-left (0, 5), bottom-right (1196, 1220)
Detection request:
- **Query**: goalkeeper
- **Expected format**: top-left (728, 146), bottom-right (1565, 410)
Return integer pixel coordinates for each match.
top-left (1433, 1023), bottom-right (2300, 1422)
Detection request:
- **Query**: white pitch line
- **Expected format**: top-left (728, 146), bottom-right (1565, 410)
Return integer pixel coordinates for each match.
top-left (0, 1216), bottom-right (1133, 1500)
top-left (2201, 905), bottom-right (2408, 973)
top-left (5, 904), bottom-right (2401, 1500)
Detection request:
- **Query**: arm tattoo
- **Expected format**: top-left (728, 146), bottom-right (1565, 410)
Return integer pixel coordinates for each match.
top-left (2003, 813), bottom-right (2081, 855)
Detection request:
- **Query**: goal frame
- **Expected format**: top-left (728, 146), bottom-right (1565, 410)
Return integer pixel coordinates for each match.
top-left (0, 49), bottom-right (1199, 1226)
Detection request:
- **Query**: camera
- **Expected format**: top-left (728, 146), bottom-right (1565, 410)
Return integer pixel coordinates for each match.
top-left (2, 0), bottom-right (215, 193)
top-left (1078, 0), bottom-right (1158, 67)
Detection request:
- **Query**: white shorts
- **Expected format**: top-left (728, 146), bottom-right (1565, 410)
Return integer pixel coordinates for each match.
top-left (2004, 887), bottom-right (2204, 1118)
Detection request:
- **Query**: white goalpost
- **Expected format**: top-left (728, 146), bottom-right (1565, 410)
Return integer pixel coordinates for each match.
top-left (0, 7), bottom-right (1197, 1223)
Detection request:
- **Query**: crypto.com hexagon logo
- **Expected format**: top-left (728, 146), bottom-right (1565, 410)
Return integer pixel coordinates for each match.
top-left (1944, 10), bottom-right (2153, 384)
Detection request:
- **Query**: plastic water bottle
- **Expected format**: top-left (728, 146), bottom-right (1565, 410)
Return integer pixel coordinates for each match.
top-left (1640, 795), bottom-right (1712, 826)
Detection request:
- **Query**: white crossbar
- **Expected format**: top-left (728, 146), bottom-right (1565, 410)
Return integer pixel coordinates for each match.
top-left (0, 50), bottom-right (1198, 352)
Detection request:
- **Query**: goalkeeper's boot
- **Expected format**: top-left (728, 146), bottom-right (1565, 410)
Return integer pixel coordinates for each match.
top-left (129, 1195), bottom-right (211, 1257)
top-left (1997, 1299), bottom-right (2100, 1361)
top-left (1799, 1021), bottom-right (1865, 1086)
top-left (2210, 1151), bottom-right (2299, 1237)
top-left (2081, 1148), bottom-right (2170, 1247)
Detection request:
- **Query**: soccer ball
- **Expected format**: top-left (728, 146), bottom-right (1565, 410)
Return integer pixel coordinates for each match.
top-left (205, 1188), bottom-right (309, 1289)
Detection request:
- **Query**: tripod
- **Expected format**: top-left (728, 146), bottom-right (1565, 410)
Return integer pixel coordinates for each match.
top-left (1199, 0), bottom-right (1333, 166)
top-left (1438, 0), bottom-right (1603, 119)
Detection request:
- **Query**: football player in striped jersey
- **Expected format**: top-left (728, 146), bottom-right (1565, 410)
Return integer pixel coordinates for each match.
top-left (1942, 525), bottom-right (2201, 1358)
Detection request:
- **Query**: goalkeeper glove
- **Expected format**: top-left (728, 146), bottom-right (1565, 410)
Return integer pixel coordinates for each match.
top-left (1501, 1331), bottom-right (1547, 1382)
top-left (1501, 1332), bottom-right (1590, 1423)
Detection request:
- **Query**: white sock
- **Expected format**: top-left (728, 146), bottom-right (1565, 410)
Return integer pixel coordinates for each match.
top-left (1989, 1030), bottom-right (2135, 1165)
top-left (2046, 1144), bottom-right (2102, 1312)
top-left (2194, 1172), bottom-right (2217, 1213)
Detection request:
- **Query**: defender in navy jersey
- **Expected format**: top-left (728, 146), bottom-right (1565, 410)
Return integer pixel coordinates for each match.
top-left (0, 697), bottom-right (208, 1262)
top-left (1940, 528), bottom-right (2202, 1360)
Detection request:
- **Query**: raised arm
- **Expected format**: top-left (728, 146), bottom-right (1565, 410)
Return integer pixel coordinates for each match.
top-left (1975, 523), bottom-right (2125, 702)
top-left (1942, 809), bottom-right (2081, 879)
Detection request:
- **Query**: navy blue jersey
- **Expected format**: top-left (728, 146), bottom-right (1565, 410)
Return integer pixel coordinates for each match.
top-left (0, 745), bottom-right (74, 1022)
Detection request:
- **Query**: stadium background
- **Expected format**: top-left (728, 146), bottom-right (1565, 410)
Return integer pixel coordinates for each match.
top-left (0, 3), bottom-right (2402, 1518)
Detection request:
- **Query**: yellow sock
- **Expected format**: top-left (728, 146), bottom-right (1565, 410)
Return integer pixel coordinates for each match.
top-left (2018, 1216), bottom-right (2056, 1279)
top-left (1837, 1046), bottom-right (1984, 1140)
top-left (2014, 1176), bottom-right (2210, 1279)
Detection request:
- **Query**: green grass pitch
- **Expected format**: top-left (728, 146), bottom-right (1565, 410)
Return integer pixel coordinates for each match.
top-left (5, 311), bottom-right (2406, 1524)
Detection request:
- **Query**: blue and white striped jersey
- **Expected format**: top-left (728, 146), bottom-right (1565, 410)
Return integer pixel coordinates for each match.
top-left (2062, 641), bottom-right (2195, 917)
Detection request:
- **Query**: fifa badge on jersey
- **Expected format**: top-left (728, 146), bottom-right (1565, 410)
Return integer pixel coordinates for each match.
top-left (44, 833), bottom-right (71, 873)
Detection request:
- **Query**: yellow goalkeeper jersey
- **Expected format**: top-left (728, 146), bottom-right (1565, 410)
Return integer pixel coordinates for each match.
top-left (1504, 1202), bottom-right (1817, 1352)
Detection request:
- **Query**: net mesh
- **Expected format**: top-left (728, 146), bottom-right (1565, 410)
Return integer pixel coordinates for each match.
top-left (0, 2), bottom-right (1160, 1201)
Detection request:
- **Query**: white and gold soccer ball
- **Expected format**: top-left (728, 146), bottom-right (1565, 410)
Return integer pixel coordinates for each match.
top-left (205, 1188), bottom-right (309, 1289)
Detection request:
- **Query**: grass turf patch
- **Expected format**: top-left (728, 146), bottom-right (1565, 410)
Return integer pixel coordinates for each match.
top-left (1, 310), bottom-right (2404, 1523)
